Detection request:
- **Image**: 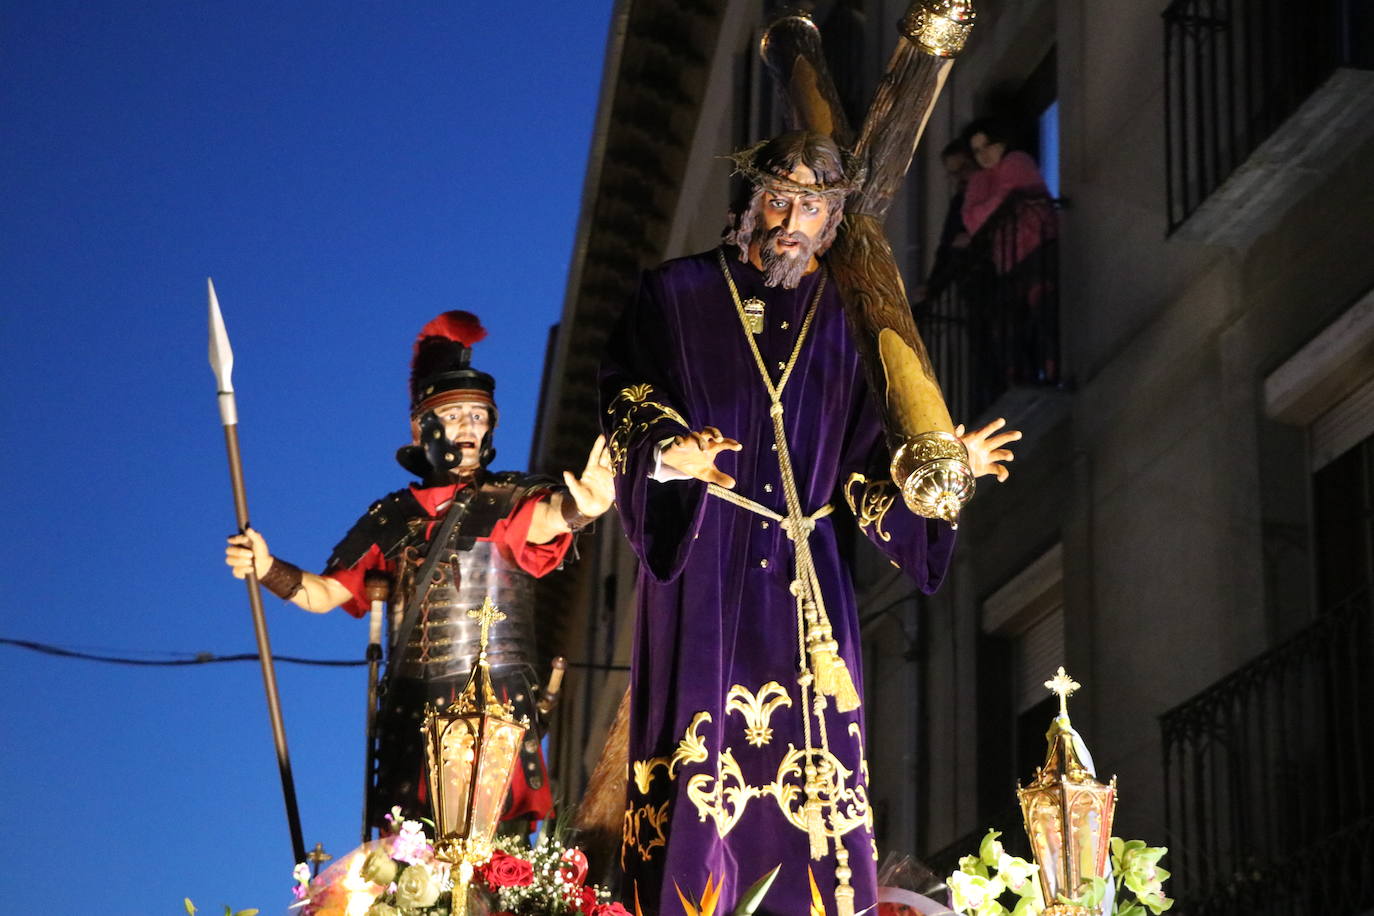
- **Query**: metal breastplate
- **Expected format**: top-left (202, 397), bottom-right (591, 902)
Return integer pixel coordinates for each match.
top-left (393, 540), bottom-right (537, 682)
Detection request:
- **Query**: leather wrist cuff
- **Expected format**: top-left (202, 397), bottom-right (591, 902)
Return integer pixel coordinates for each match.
top-left (560, 495), bottom-right (594, 532)
top-left (260, 557), bottom-right (304, 600)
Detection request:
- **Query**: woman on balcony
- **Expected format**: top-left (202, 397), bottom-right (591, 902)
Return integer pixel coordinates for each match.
top-left (962, 117), bottom-right (1059, 385)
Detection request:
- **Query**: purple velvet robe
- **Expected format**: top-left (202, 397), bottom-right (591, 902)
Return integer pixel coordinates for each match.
top-left (600, 248), bottom-right (956, 916)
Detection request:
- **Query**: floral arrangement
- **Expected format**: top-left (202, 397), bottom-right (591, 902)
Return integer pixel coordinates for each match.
top-left (480, 833), bottom-right (626, 916)
top-left (946, 830), bottom-right (1172, 916)
top-left (289, 810), bottom-right (627, 916)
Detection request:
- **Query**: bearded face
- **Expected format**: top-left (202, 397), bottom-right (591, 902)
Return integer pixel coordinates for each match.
top-left (725, 162), bottom-right (846, 289)
top-left (758, 222), bottom-right (823, 289)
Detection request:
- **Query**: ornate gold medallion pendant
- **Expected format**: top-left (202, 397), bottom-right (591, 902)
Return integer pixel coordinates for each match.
top-left (742, 297), bottom-right (766, 334)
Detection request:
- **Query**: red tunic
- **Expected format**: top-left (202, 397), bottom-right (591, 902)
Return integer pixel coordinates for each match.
top-left (324, 480), bottom-right (572, 616)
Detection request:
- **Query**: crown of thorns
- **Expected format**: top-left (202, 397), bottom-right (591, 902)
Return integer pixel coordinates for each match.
top-left (726, 141), bottom-right (867, 196)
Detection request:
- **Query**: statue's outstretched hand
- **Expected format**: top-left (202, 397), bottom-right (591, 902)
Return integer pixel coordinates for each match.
top-left (564, 434), bottom-right (616, 519)
top-left (956, 417), bottom-right (1022, 482)
top-left (661, 426), bottom-right (742, 489)
top-left (225, 527), bottom-right (273, 579)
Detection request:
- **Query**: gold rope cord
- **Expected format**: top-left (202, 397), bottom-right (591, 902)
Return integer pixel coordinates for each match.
top-left (713, 248), bottom-right (865, 882)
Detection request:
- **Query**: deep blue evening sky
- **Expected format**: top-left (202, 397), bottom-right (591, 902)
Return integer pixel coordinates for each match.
top-left (1, 2), bottom-right (613, 910)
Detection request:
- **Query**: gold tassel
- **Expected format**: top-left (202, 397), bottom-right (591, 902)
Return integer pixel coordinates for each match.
top-left (834, 879), bottom-right (855, 916)
top-left (834, 845), bottom-right (855, 916)
top-left (810, 638), bottom-right (861, 713)
top-left (804, 790), bottom-right (827, 859)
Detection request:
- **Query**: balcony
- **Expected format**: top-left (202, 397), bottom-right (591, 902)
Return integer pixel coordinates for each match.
top-left (914, 191), bottom-right (1063, 425)
top-left (1163, 0), bottom-right (1374, 243)
top-left (1159, 587), bottom-right (1374, 916)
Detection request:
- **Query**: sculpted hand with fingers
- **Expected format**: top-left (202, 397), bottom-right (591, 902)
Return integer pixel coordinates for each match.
top-left (660, 426), bottom-right (743, 488)
top-left (955, 417), bottom-right (1023, 482)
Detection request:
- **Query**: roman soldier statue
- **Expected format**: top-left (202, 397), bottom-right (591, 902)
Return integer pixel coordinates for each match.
top-left (226, 310), bottom-right (613, 829)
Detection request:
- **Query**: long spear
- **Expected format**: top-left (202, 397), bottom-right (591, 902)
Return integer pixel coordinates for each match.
top-left (208, 278), bottom-right (307, 865)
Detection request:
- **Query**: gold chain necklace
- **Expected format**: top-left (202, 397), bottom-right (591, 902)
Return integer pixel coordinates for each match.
top-left (717, 247), bottom-right (825, 398)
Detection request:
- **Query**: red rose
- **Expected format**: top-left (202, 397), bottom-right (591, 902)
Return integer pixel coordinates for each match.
top-left (569, 884), bottom-right (598, 915)
top-left (482, 850), bottom-right (534, 889)
top-left (560, 847), bottom-right (590, 887)
top-left (592, 904), bottom-right (632, 916)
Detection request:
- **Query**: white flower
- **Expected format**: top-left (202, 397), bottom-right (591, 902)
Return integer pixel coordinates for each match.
top-left (394, 862), bottom-right (441, 910)
top-left (949, 870), bottom-right (1006, 914)
top-left (360, 849), bottom-right (399, 886)
top-left (996, 854), bottom-right (1040, 895)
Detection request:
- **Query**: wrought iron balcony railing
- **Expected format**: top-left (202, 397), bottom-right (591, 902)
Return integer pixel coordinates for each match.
top-left (914, 191), bottom-right (1061, 423)
top-left (1163, 0), bottom-right (1372, 233)
top-left (1160, 587), bottom-right (1374, 916)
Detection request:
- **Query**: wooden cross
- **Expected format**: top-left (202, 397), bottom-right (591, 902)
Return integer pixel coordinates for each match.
top-left (760, 2), bottom-right (979, 522)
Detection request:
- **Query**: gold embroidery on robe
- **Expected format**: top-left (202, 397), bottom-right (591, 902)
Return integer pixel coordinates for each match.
top-left (627, 694), bottom-right (871, 850)
top-left (844, 472), bottom-right (897, 542)
top-left (849, 722), bottom-right (879, 860)
top-left (631, 711), bottom-right (713, 795)
top-left (685, 742), bottom-right (869, 841)
top-left (606, 383), bottom-right (690, 473)
top-left (622, 800), bottom-right (671, 865)
top-left (625, 713), bottom-right (713, 864)
top-left (725, 681), bottom-right (793, 747)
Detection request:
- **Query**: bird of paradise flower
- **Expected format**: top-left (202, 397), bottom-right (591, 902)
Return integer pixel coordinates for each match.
top-left (634, 865), bottom-right (781, 916)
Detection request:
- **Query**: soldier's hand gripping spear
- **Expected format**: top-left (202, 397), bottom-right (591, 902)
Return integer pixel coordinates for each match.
top-left (208, 278), bottom-right (308, 865)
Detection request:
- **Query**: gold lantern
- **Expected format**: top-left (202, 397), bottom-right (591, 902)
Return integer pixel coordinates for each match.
top-left (422, 596), bottom-right (528, 911)
top-left (1017, 668), bottom-right (1117, 916)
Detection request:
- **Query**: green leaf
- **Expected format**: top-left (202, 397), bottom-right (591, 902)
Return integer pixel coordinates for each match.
top-left (1111, 837), bottom-right (1124, 858)
top-left (234, 910), bottom-right (261, 916)
top-left (980, 830), bottom-right (1006, 867)
top-left (1114, 903), bottom-right (1144, 916)
top-left (732, 865), bottom-right (781, 915)
top-left (184, 900), bottom-right (197, 916)
top-left (1059, 877), bottom-right (1107, 909)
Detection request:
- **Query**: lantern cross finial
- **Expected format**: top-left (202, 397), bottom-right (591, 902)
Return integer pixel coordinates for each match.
top-left (1045, 666), bottom-right (1080, 719)
top-left (467, 596), bottom-right (506, 666)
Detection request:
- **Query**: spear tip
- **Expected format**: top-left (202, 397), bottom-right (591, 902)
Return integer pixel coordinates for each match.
top-left (208, 277), bottom-right (235, 393)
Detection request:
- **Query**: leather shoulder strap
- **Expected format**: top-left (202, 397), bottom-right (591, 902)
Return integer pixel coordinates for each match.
top-left (324, 488), bottom-right (426, 572)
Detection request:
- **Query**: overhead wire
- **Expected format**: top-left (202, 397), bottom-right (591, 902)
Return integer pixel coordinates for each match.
top-left (0, 637), bottom-right (365, 668)
top-left (0, 636), bottom-right (628, 671)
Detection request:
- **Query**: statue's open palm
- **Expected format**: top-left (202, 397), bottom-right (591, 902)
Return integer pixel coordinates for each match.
top-left (564, 434), bottom-right (616, 517)
top-left (955, 417), bottom-right (1022, 482)
top-left (660, 426), bottom-right (743, 489)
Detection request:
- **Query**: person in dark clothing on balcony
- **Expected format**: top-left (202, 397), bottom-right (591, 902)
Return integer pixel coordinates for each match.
top-left (912, 138), bottom-right (1003, 412)
top-left (913, 138), bottom-right (981, 306)
top-left (963, 117), bottom-right (1059, 385)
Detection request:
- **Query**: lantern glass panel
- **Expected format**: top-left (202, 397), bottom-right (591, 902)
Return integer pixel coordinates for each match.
top-left (468, 718), bottom-right (523, 840)
top-left (438, 718), bottom-right (478, 837)
top-left (1026, 792), bottom-right (1066, 899)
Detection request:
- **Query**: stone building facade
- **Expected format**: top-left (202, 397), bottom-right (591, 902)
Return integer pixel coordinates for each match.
top-left (531, 2), bottom-right (1374, 911)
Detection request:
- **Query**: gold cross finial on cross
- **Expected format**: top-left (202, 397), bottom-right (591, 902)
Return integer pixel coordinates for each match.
top-left (467, 596), bottom-right (506, 664)
top-left (1044, 666), bottom-right (1080, 719)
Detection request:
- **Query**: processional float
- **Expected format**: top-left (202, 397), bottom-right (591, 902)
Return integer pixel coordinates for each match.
top-left (576, 0), bottom-right (983, 901)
